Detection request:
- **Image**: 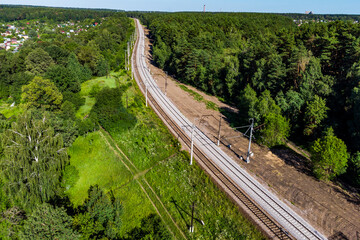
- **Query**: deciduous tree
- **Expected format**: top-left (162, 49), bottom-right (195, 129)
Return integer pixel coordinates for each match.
top-left (21, 76), bottom-right (63, 110)
top-left (0, 111), bottom-right (67, 209)
top-left (310, 127), bottom-right (349, 180)
top-left (303, 95), bottom-right (328, 136)
top-left (25, 48), bottom-right (54, 75)
top-left (20, 203), bottom-right (79, 240)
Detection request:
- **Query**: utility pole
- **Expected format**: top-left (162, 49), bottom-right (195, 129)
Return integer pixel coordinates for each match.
top-left (246, 118), bottom-right (254, 163)
top-left (217, 116), bottom-right (222, 146)
top-left (190, 123), bottom-right (195, 165)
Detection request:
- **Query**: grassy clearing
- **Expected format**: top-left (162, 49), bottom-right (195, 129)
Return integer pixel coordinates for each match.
top-left (139, 177), bottom-right (185, 240)
top-left (106, 76), bottom-right (178, 171)
top-left (145, 152), bottom-right (265, 239)
top-left (75, 96), bottom-right (95, 119)
top-left (113, 180), bottom-right (156, 237)
top-left (64, 131), bottom-right (133, 206)
top-left (76, 74), bottom-right (117, 119)
top-left (64, 131), bottom-right (156, 236)
top-left (178, 84), bottom-right (218, 111)
top-left (80, 75), bottom-right (117, 96)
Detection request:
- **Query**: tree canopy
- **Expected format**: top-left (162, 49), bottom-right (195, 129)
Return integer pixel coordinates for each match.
top-left (21, 76), bottom-right (63, 110)
top-left (1, 111), bottom-right (67, 209)
top-left (310, 128), bottom-right (349, 180)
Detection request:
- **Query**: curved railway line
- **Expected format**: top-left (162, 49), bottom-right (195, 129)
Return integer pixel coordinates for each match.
top-left (131, 18), bottom-right (326, 240)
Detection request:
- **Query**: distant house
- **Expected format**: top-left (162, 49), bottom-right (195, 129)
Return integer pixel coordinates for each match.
top-left (305, 11), bottom-right (314, 14)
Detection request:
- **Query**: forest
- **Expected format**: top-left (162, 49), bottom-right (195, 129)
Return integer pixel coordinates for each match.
top-left (128, 12), bottom-right (360, 186)
top-left (0, 6), bottom-right (141, 239)
top-left (0, 6), bottom-right (266, 239)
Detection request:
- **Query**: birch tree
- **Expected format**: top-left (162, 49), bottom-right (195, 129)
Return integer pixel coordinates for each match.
top-left (0, 111), bottom-right (67, 209)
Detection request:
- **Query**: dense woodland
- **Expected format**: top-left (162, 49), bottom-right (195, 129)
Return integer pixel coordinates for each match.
top-left (0, 6), bottom-right (173, 239)
top-left (129, 12), bottom-right (360, 186)
top-left (0, 5), bottom-right (116, 22)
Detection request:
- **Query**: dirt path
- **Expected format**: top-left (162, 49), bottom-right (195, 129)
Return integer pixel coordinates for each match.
top-left (99, 128), bottom-right (187, 240)
top-left (142, 27), bottom-right (360, 239)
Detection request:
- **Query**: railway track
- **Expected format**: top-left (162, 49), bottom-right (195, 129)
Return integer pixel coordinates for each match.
top-left (132, 18), bottom-right (326, 240)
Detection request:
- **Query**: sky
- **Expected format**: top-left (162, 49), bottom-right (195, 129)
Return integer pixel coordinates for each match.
top-left (1, 0), bottom-right (360, 14)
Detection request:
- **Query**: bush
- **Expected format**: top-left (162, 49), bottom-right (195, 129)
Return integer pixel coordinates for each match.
top-left (259, 112), bottom-right (290, 147)
top-left (310, 128), bottom-right (349, 180)
top-left (91, 87), bottom-right (136, 130)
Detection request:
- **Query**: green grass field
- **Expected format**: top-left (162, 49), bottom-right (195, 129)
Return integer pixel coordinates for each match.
top-left (76, 74), bottom-right (117, 119)
top-left (65, 131), bottom-right (133, 206)
top-left (64, 131), bottom-right (156, 235)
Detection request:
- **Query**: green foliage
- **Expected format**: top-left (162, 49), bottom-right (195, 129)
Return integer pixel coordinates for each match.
top-left (124, 214), bottom-right (172, 240)
top-left (0, 5), bottom-right (115, 22)
top-left (46, 111), bottom-right (79, 147)
top-left (303, 95), bottom-right (328, 136)
top-left (347, 152), bottom-right (360, 187)
top-left (179, 84), bottom-right (218, 110)
top-left (28, 29), bottom-right (38, 39)
top-left (96, 59), bottom-right (110, 77)
top-left (91, 87), bottom-right (135, 130)
top-left (25, 48), bottom-right (55, 76)
top-left (276, 90), bottom-right (304, 122)
top-left (77, 41), bottom-right (102, 74)
top-left (62, 91), bottom-right (85, 111)
top-left (65, 132), bottom-right (132, 206)
top-left (310, 128), bottom-right (349, 180)
top-left (0, 207), bottom-right (25, 239)
top-left (20, 203), bottom-right (79, 240)
top-left (256, 90), bottom-right (281, 121)
top-left (21, 76), bottom-right (63, 110)
top-left (260, 112), bottom-right (290, 147)
top-left (73, 185), bottom-right (122, 239)
top-left (45, 45), bottom-right (70, 66)
top-left (67, 53), bottom-right (92, 84)
top-left (348, 87), bottom-right (360, 151)
top-left (179, 85), bottom-right (204, 101)
top-left (45, 65), bottom-right (81, 93)
top-left (0, 111), bottom-right (67, 209)
top-left (238, 84), bottom-right (259, 122)
top-left (60, 101), bottom-right (76, 120)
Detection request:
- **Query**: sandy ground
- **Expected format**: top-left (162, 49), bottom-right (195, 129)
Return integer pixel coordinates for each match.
top-left (142, 27), bottom-right (360, 239)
